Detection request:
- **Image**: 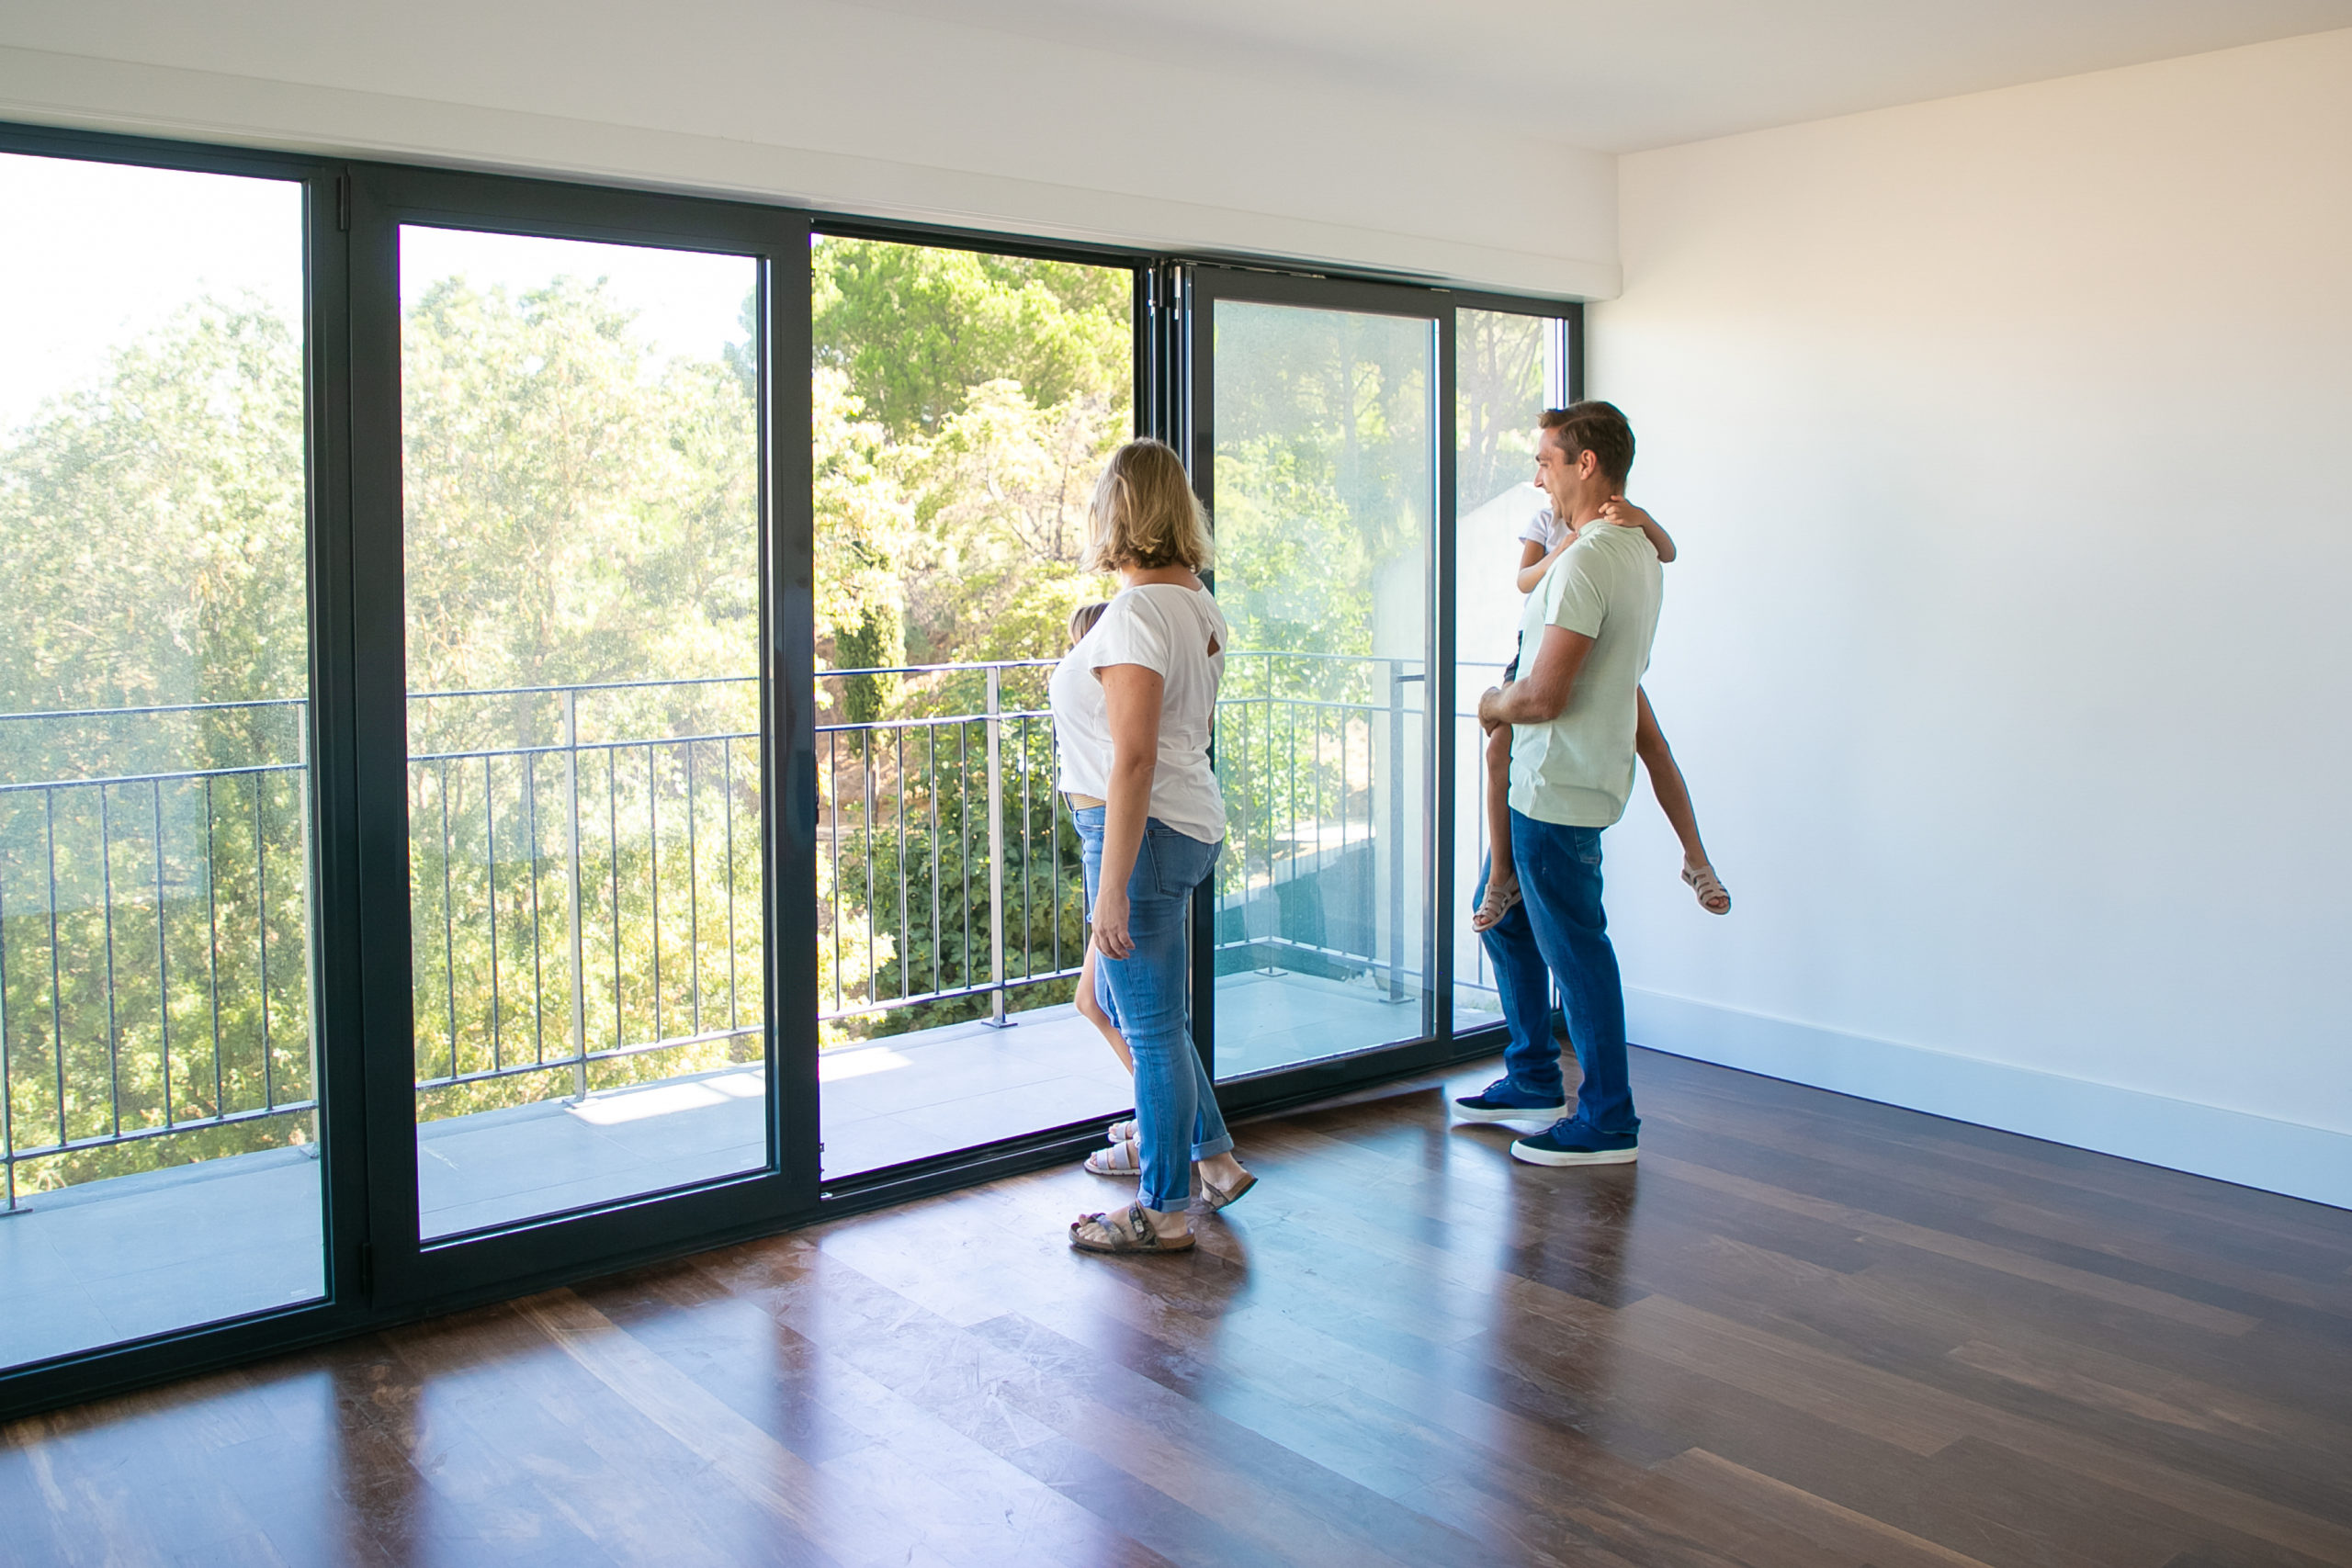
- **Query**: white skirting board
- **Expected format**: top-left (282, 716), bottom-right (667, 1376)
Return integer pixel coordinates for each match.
top-left (1626, 987), bottom-right (2352, 1213)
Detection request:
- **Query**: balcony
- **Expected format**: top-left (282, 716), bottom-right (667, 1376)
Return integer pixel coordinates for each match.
top-left (1, 656), bottom-right (1487, 1370)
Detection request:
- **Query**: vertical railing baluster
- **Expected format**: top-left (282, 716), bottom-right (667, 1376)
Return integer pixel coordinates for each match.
top-left (928, 727), bottom-right (942, 998)
top-left (649, 743), bottom-right (662, 1048)
top-left (45, 790), bottom-right (65, 1153)
top-left (563, 690), bottom-right (588, 1100)
top-left (1262, 659), bottom-right (1274, 940)
top-left (724, 737), bottom-right (738, 1032)
top-left (1388, 660), bottom-right (1406, 1004)
top-left (295, 713), bottom-right (316, 1111)
top-left (1, 865), bottom-right (15, 1213)
top-left (960, 722), bottom-right (972, 994)
top-left (1287, 689), bottom-right (1298, 890)
top-left (525, 749), bottom-right (545, 1066)
top-left (862, 730), bottom-right (876, 1005)
top-left (895, 727), bottom-right (909, 1000)
top-left (438, 761), bottom-right (456, 1084)
top-left (1050, 721), bottom-right (1061, 975)
top-left (984, 666), bottom-right (1008, 1028)
top-left (606, 747), bottom-right (622, 1063)
top-left (827, 732), bottom-right (841, 1014)
top-left (1017, 714), bottom-right (1030, 988)
top-left (100, 785), bottom-right (121, 1138)
top-left (685, 740), bottom-right (700, 1038)
top-left (484, 752), bottom-right (501, 1074)
top-left (256, 769), bottom-right (273, 1111)
top-left (152, 778), bottom-right (171, 1128)
top-left (203, 776), bottom-right (223, 1119)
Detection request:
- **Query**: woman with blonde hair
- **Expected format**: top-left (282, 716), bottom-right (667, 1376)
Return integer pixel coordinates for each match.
top-left (1048, 437), bottom-right (1255, 1252)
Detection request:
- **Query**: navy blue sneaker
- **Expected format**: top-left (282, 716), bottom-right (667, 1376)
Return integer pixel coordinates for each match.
top-left (1453, 1078), bottom-right (1569, 1123)
top-left (1510, 1122), bottom-right (1638, 1167)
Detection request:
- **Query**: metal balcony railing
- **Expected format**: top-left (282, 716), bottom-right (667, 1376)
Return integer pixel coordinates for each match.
top-left (0, 653), bottom-right (1444, 1211)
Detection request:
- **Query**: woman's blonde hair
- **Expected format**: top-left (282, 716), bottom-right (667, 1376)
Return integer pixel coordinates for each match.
top-left (1080, 438), bottom-right (1213, 575)
top-left (1067, 601), bottom-right (1108, 646)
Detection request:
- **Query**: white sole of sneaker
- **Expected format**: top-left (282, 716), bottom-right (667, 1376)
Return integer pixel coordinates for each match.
top-left (1454, 1102), bottom-right (1568, 1124)
top-left (1509, 1142), bottom-right (1638, 1167)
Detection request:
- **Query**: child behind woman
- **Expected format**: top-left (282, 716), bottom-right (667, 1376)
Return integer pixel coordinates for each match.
top-left (1065, 600), bottom-right (1146, 1172)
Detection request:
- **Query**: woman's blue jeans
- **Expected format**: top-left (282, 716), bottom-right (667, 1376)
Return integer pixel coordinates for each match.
top-left (1072, 807), bottom-right (1231, 1213)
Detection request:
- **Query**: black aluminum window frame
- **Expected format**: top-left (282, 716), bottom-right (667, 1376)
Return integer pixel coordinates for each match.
top-left (0, 116), bottom-right (1583, 1421)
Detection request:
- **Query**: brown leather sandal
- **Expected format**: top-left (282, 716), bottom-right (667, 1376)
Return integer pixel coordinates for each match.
top-left (1069, 1202), bottom-right (1193, 1254)
top-left (1198, 1168), bottom-right (1257, 1212)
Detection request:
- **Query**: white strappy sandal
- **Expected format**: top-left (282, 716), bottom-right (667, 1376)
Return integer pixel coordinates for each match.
top-left (1683, 863), bottom-right (1731, 915)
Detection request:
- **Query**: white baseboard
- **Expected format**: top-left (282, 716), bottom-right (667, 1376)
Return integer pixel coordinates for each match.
top-left (1626, 987), bottom-right (2352, 1213)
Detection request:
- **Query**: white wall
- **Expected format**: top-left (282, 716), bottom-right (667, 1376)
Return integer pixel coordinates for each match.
top-left (0, 0), bottom-right (1615, 298)
top-left (1591, 29), bottom-right (2352, 1207)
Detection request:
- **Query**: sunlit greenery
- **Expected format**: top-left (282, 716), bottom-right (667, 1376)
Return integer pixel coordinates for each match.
top-left (0, 235), bottom-right (1498, 1190)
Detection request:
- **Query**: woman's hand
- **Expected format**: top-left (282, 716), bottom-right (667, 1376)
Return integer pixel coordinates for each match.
top-left (1092, 886), bottom-right (1134, 960)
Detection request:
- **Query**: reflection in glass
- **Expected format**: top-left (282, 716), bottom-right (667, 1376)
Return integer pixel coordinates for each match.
top-left (399, 227), bottom-right (766, 1236)
top-left (1210, 300), bottom-right (1435, 1078)
top-left (0, 152), bottom-right (322, 1368)
top-left (1453, 309), bottom-right (1567, 1032)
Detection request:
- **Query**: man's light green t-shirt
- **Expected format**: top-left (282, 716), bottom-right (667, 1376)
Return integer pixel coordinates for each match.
top-left (1508, 522), bottom-right (1663, 829)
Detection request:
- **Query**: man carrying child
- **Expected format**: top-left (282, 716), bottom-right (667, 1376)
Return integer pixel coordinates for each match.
top-left (1455, 401), bottom-right (1661, 1167)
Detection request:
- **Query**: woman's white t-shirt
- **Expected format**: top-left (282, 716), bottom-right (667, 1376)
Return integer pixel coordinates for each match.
top-left (1048, 583), bottom-right (1228, 844)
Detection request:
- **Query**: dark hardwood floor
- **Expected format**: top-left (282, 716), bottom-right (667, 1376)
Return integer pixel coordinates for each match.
top-left (6, 1047), bottom-right (2351, 1567)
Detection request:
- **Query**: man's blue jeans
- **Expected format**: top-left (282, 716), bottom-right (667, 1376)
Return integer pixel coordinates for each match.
top-left (1476, 808), bottom-right (1639, 1138)
top-left (1073, 807), bottom-right (1233, 1212)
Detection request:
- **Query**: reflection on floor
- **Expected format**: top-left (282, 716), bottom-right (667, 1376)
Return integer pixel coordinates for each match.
top-left (0, 970), bottom-right (1490, 1372)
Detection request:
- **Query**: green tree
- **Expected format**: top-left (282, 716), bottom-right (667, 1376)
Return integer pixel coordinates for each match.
top-left (812, 240), bottom-right (1129, 440)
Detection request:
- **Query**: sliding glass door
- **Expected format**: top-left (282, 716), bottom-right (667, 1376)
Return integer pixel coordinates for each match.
top-left (1451, 302), bottom-right (1575, 1036)
top-left (346, 168), bottom-right (815, 1300)
top-left (807, 234), bottom-right (1140, 1181)
top-left (0, 148), bottom-right (334, 1372)
top-left (1184, 270), bottom-right (1445, 1088)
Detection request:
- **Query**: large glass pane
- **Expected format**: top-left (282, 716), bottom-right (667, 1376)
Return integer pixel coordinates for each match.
top-left (400, 227), bottom-right (764, 1237)
top-left (1451, 308), bottom-right (1566, 1034)
top-left (1210, 300), bottom-right (1435, 1078)
top-left (809, 237), bottom-right (1137, 1179)
top-left (0, 152), bottom-right (322, 1367)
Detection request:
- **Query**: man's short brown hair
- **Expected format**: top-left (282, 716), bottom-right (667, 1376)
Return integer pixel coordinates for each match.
top-left (1539, 401), bottom-right (1634, 489)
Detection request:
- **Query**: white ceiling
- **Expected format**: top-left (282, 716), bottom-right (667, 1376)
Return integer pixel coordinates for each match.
top-left (843, 0), bottom-right (2352, 152)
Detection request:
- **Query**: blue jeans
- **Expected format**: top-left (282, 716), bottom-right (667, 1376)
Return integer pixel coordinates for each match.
top-left (1072, 807), bottom-right (1232, 1212)
top-left (1475, 809), bottom-right (1639, 1138)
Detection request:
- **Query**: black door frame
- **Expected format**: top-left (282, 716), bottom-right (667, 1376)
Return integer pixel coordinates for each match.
top-left (1176, 265), bottom-right (1467, 1117)
top-left (0, 122), bottom-right (373, 1415)
top-left (343, 164), bottom-right (820, 1310)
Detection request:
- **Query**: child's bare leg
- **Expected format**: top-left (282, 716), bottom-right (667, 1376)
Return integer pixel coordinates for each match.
top-left (1635, 690), bottom-right (1730, 914)
top-left (1471, 723), bottom-right (1522, 931)
top-left (1073, 942), bottom-right (1133, 1074)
